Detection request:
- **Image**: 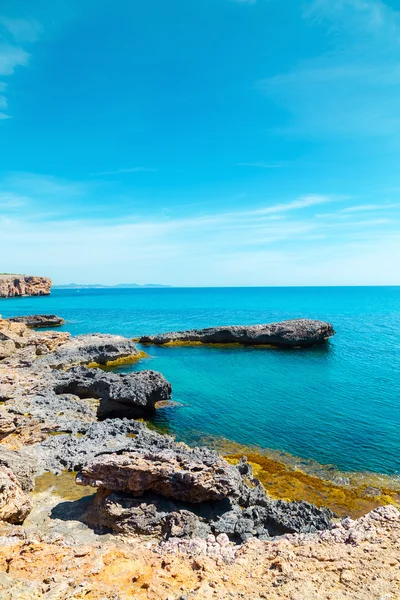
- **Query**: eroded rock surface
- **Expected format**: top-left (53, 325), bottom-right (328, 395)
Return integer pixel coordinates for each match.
top-left (0, 466), bottom-right (32, 524)
top-left (77, 447), bottom-right (245, 503)
top-left (43, 333), bottom-right (140, 368)
top-left (54, 366), bottom-right (171, 419)
top-left (77, 447), bottom-right (333, 543)
top-left (0, 275), bottom-right (52, 298)
top-left (8, 314), bottom-right (65, 328)
top-left (139, 318), bottom-right (335, 348)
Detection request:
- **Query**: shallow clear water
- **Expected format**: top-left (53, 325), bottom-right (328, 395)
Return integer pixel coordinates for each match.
top-left (2, 287), bottom-right (400, 475)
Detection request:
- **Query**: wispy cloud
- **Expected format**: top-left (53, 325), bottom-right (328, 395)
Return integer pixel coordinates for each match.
top-left (93, 167), bottom-right (159, 176)
top-left (237, 162), bottom-right (283, 168)
top-left (340, 202), bottom-right (400, 213)
top-left (0, 15), bottom-right (40, 119)
top-left (0, 16), bottom-right (42, 42)
top-left (230, 0), bottom-right (257, 5)
top-left (256, 0), bottom-right (400, 138)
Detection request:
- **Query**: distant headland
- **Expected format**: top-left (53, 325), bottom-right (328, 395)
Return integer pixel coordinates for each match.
top-left (0, 274), bottom-right (52, 298)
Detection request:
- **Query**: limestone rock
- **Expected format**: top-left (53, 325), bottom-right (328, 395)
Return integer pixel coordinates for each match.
top-left (54, 366), bottom-right (171, 419)
top-left (8, 315), bottom-right (65, 328)
top-left (43, 333), bottom-right (140, 368)
top-left (76, 447), bottom-right (245, 503)
top-left (138, 318), bottom-right (335, 348)
top-left (0, 275), bottom-right (52, 298)
top-left (0, 447), bottom-right (37, 491)
top-left (0, 466), bottom-right (32, 524)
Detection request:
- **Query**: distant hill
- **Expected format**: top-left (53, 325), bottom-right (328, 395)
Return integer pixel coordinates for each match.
top-left (53, 283), bottom-right (171, 289)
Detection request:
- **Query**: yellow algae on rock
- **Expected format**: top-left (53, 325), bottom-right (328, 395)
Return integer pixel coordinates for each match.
top-left (226, 452), bottom-right (400, 518)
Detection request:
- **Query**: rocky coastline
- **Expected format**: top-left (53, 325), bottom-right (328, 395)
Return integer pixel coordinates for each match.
top-left (0, 275), bottom-right (52, 298)
top-left (0, 314), bottom-right (398, 598)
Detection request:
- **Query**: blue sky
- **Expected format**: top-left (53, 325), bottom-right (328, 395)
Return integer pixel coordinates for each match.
top-left (0, 0), bottom-right (399, 285)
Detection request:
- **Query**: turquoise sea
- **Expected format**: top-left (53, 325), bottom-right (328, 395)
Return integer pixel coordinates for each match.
top-left (2, 287), bottom-right (400, 477)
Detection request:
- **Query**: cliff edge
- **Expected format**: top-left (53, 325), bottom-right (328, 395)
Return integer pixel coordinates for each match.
top-left (0, 275), bottom-right (52, 298)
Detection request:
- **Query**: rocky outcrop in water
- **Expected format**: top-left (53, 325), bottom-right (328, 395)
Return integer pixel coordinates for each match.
top-left (138, 318), bottom-right (335, 348)
top-left (0, 275), bottom-right (52, 298)
top-left (54, 366), bottom-right (172, 419)
top-left (8, 315), bottom-right (64, 328)
top-left (0, 466), bottom-right (32, 524)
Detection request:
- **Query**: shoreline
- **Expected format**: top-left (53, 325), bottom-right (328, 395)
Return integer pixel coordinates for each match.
top-left (1, 314), bottom-right (400, 598)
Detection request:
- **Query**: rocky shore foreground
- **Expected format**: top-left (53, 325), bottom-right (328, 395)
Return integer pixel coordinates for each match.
top-left (0, 315), bottom-right (399, 598)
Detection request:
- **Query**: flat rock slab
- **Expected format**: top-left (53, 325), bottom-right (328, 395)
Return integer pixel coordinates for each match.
top-left (43, 333), bottom-right (140, 368)
top-left (8, 315), bottom-right (65, 328)
top-left (55, 366), bottom-right (172, 419)
top-left (138, 318), bottom-right (335, 348)
top-left (77, 448), bottom-right (245, 503)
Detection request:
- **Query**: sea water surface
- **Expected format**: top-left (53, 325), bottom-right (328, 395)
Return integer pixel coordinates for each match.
top-left (2, 287), bottom-right (400, 476)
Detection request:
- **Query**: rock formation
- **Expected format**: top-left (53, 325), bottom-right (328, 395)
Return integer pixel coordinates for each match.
top-left (8, 314), bottom-right (64, 328)
top-left (0, 275), bottom-right (52, 298)
top-left (76, 445), bottom-right (333, 543)
top-left (0, 466), bottom-right (32, 524)
top-left (54, 366), bottom-right (172, 419)
top-left (138, 318), bottom-right (335, 348)
top-left (43, 333), bottom-right (141, 368)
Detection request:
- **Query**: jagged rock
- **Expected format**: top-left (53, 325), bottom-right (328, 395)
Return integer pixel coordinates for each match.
top-left (54, 366), bottom-right (171, 419)
top-left (76, 448), bottom-right (245, 503)
top-left (43, 333), bottom-right (140, 368)
top-left (86, 489), bottom-right (212, 538)
top-left (26, 419), bottom-right (171, 475)
top-left (76, 446), bottom-right (333, 543)
top-left (0, 447), bottom-right (37, 491)
top-left (0, 275), bottom-right (52, 298)
top-left (0, 466), bottom-right (32, 524)
top-left (138, 319), bottom-right (335, 348)
top-left (8, 315), bottom-right (65, 328)
top-left (0, 332), bottom-right (15, 360)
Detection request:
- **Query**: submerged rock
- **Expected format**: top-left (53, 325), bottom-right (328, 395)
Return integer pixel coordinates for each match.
top-left (0, 466), bottom-right (32, 524)
top-left (54, 366), bottom-right (171, 419)
top-left (43, 333), bottom-right (140, 368)
top-left (8, 315), bottom-right (65, 328)
top-left (138, 318), bottom-right (335, 348)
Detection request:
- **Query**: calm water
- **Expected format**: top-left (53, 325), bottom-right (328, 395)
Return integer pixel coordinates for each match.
top-left (2, 287), bottom-right (400, 475)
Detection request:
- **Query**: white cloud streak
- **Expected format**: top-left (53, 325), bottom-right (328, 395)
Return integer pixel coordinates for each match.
top-left (257, 0), bottom-right (400, 138)
top-left (93, 167), bottom-right (159, 176)
top-left (0, 172), bottom-right (398, 285)
top-left (0, 15), bottom-right (41, 119)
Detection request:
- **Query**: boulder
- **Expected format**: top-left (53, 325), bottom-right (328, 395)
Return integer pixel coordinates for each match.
top-left (0, 332), bottom-right (15, 360)
top-left (0, 447), bottom-right (37, 491)
top-left (9, 315), bottom-right (65, 328)
top-left (44, 333), bottom-right (141, 368)
top-left (76, 447), bottom-right (244, 503)
top-left (54, 366), bottom-right (171, 419)
top-left (0, 466), bottom-right (33, 524)
top-left (138, 318), bottom-right (335, 348)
